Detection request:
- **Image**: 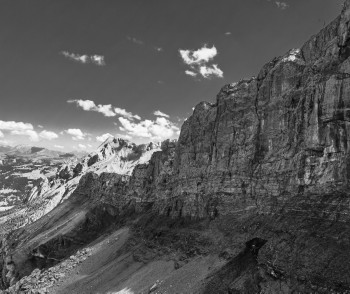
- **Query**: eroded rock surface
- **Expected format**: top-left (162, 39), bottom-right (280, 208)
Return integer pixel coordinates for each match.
top-left (2, 1), bottom-right (350, 293)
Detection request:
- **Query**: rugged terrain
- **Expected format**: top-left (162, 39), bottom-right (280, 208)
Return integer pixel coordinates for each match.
top-left (2, 1), bottom-right (350, 293)
top-left (0, 145), bottom-right (77, 213)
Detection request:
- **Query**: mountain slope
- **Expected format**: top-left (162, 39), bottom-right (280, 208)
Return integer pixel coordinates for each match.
top-left (0, 138), bottom-right (161, 235)
top-left (0, 145), bottom-right (76, 213)
top-left (2, 1), bottom-right (350, 293)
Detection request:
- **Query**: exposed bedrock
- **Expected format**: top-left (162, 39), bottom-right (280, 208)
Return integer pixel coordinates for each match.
top-left (2, 1), bottom-right (350, 293)
top-left (138, 1), bottom-right (350, 220)
top-left (0, 193), bottom-right (122, 290)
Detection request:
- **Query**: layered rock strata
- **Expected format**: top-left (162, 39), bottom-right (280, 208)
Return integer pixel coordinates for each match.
top-left (2, 1), bottom-right (350, 293)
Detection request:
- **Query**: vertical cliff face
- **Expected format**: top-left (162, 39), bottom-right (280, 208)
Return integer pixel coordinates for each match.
top-left (126, 1), bottom-right (350, 222)
top-left (2, 2), bottom-right (350, 293)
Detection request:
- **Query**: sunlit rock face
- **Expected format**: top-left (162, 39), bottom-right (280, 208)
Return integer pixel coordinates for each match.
top-left (132, 2), bottom-right (350, 221)
top-left (0, 138), bottom-right (161, 235)
top-left (2, 2), bottom-right (350, 293)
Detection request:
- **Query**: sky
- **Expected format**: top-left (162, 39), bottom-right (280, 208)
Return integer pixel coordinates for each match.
top-left (0, 0), bottom-right (344, 152)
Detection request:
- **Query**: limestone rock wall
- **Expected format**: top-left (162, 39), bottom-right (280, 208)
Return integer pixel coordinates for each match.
top-left (2, 1), bottom-right (350, 292)
top-left (125, 1), bottom-right (350, 221)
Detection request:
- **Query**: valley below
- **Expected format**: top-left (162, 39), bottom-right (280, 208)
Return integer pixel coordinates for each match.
top-left (2, 1), bottom-right (350, 293)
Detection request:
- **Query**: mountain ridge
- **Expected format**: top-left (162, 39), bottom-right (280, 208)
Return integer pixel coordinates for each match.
top-left (1, 1), bottom-right (350, 293)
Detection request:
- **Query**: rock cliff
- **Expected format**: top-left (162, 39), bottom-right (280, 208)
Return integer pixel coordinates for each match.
top-left (0, 138), bottom-right (160, 236)
top-left (2, 1), bottom-right (350, 293)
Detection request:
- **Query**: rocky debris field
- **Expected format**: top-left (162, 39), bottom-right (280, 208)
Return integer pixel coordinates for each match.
top-left (2, 0), bottom-right (350, 293)
top-left (0, 248), bottom-right (92, 294)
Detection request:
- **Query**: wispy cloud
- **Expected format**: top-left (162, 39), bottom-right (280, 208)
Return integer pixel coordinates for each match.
top-left (54, 145), bottom-right (64, 149)
top-left (154, 110), bottom-right (170, 118)
top-left (225, 32), bottom-right (232, 36)
top-left (154, 47), bottom-right (163, 52)
top-left (127, 36), bottom-right (164, 54)
top-left (61, 51), bottom-right (105, 66)
top-left (114, 108), bottom-right (141, 120)
top-left (68, 99), bottom-right (141, 120)
top-left (127, 36), bottom-right (144, 45)
top-left (185, 70), bottom-right (197, 77)
top-left (0, 130), bottom-right (4, 138)
top-left (179, 45), bottom-right (223, 79)
top-left (275, 1), bottom-right (289, 10)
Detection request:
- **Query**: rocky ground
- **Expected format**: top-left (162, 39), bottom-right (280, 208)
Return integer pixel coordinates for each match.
top-left (0, 145), bottom-right (76, 212)
top-left (2, 1), bottom-right (350, 293)
top-left (0, 247), bottom-right (92, 294)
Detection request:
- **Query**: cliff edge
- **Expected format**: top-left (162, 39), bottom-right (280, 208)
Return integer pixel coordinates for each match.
top-left (1, 1), bottom-right (350, 293)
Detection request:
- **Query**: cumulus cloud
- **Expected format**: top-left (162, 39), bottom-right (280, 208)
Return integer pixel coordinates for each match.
top-left (0, 120), bottom-right (37, 141)
top-left (68, 99), bottom-right (115, 117)
top-left (96, 133), bottom-right (114, 143)
top-left (64, 128), bottom-right (86, 140)
top-left (61, 51), bottom-right (105, 66)
top-left (275, 1), bottom-right (289, 9)
top-left (69, 99), bottom-right (96, 111)
top-left (179, 45), bottom-right (223, 79)
top-left (90, 55), bottom-right (105, 66)
top-left (96, 104), bottom-right (115, 117)
top-left (118, 116), bottom-right (180, 141)
top-left (39, 130), bottom-right (59, 140)
top-left (114, 108), bottom-right (141, 120)
top-left (199, 64), bottom-right (224, 78)
top-left (179, 45), bottom-right (217, 65)
top-left (68, 99), bottom-right (140, 120)
top-left (154, 110), bottom-right (170, 118)
top-left (11, 130), bottom-right (39, 141)
top-left (0, 120), bottom-right (33, 131)
top-left (0, 120), bottom-right (60, 142)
